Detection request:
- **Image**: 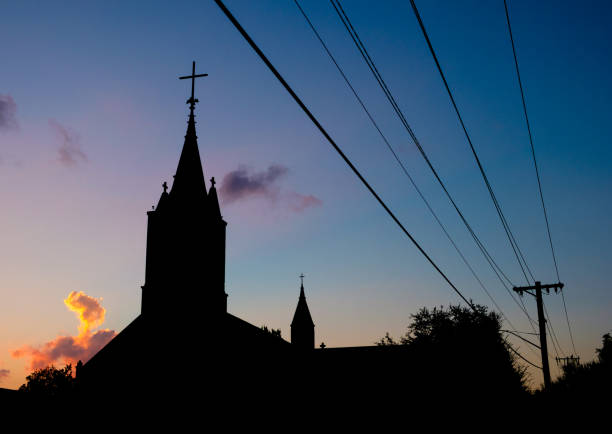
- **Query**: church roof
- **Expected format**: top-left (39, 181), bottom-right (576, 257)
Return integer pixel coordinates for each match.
top-left (80, 312), bottom-right (290, 380)
top-left (291, 283), bottom-right (314, 328)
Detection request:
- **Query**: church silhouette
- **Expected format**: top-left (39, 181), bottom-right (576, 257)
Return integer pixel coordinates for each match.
top-left (73, 64), bottom-right (527, 411)
top-left (75, 64), bottom-right (417, 408)
top-left (76, 63), bottom-right (332, 400)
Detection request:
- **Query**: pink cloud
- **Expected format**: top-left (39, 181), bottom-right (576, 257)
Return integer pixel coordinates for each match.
top-left (288, 193), bottom-right (322, 213)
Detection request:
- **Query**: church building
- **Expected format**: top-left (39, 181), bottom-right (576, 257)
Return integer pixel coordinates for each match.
top-left (77, 64), bottom-right (424, 410)
top-left (77, 64), bottom-right (319, 399)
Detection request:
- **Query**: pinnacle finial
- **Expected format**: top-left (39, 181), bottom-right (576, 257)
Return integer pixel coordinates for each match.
top-left (210, 176), bottom-right (216, 187)
top-left (162, 181), bottom-right (168, 193)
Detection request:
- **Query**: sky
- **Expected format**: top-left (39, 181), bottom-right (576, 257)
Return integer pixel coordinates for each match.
top-left (1, 0), bottom-right (611, 390)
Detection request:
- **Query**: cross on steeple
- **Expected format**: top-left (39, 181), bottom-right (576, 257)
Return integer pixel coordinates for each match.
top-left (300, 273), bottom-right (305, 287)
top-left (179, 61), bottom-right (208, 112)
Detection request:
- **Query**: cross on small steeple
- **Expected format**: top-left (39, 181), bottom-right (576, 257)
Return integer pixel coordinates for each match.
top-left (210, 177), bottom-right (216, 187)
top-left (179, 61), bottom-right (208, 112)
top-left (299, 273), bottom-right (305, 287)
top-left (162, 181), bottom-right (168, 193)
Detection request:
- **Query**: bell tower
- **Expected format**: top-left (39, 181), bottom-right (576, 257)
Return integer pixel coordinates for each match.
top-left (141, 61), bottom-right (227, 320)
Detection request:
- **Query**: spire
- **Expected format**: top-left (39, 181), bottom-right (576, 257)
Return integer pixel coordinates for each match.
top-left (291, 274), bottom-right (315, 347)
top-left (291, 274), bottom-right (314, 328)
top-left (171, 62), bottom-right (209, 198)
top-left (170, 110), bottom-right (207, 197)
top-left (299, 273), bottom-right (306, 298)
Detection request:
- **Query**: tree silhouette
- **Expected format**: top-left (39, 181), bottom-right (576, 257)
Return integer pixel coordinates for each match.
top-left (378, 304), bottom-right (528, 395)
top-left (260, 325), bottom-right (282, 338)
top-left (596, 332), bottom-right (612, 365)
top-left (18, 364), bottom-right (75, 396)
top-left (548, 332), bottom-right (612, 399)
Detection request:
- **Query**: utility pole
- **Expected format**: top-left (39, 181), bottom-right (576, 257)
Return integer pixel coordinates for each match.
top-left (513, 281), bottom-right (564, 390)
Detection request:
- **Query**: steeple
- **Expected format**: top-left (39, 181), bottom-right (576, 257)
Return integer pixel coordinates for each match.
top-left (142, 61), bottom-right (227, 318)
top-left (171, 61), bottom-right (209, 199)
top-left (170, 109), bottom-right (207, 198)
top-left (291, 274), bottom-right (315, 349)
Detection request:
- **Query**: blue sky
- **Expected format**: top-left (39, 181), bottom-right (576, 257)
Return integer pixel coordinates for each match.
top-left (1, 0), bottom-right (611, 389)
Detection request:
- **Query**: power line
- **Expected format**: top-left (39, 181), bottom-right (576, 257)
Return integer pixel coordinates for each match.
top-left (505, 341), bottom-right (542, 370)
top-left (296, 0), bottom-right (541, 362)
top-left (328, 0), bottom-right (539, 332)
top-left (213, 0), bottom-right (475, 310)
top-left (408, 0), bottom-right (535, 286)
top-left (503, 0), bottom-right (577, 356)
top-left (544, 304), bottom-right (566, 358)
top-left (216, 0), bottom-right (541, 372)
top-left (561, 289), bottom-right (577, 354)
top-left (293, 0), bottom-right (519, 331)
top-left (503, 329), bottom-right (539, 336)
top-left (501, 329), bottom-right (540, 349)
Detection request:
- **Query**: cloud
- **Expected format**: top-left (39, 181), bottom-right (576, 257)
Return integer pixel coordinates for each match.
top-left (220, 164), bottom-right (288, 203)
top-left (0, 369), bottom-right (9, 382)
top-left (64, 291), bottom-right (106, 334)
top-left (287, 193), bottom-right (323, 213)
top-left (48, 119), bottom-right (87, 166)
top-left (0, 94), bottom-right (18, 131)
top-left (11, 291), bottom-right (116, 372)
top-left (219, 164), bottom-right (322, 212)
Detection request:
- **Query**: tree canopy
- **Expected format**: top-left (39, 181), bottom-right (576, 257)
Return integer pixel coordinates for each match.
top-left (18, 364), bottom-right (75, 396)
top-left (378, 304), bottom-right (528, 396)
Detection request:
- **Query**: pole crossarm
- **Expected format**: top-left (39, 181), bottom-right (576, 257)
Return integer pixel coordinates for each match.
top-left (513, 282), bottom-right (564, 296)
top-left (556, 356), bottom-right (580, 368)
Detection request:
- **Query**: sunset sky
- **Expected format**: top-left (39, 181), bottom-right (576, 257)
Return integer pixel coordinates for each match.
top-left (1, 0), bottom-right (611, 389)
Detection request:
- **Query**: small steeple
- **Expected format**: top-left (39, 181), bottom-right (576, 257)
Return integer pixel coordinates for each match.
top-left (291, 274), bottom-right (315, 349)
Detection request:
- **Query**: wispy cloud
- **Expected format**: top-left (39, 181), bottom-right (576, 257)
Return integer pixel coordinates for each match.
top-left (287, 193), bottom-right (322, 213)
top-left (219, 164), bottom-right (322, 213)
top-left (48, 119), bottom-right (87, 166)
top-left (0, 94), bottom-right (18, 131)
top-left (0, 368), bottom-right (10, 382)
top-left (11, 291), bottom-right (116, 371)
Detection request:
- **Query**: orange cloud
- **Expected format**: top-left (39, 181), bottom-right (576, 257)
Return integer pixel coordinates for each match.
top-left (11, 291), bottom-right (116, 372)
top-left (64, 291), bottom-right (106, 335)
